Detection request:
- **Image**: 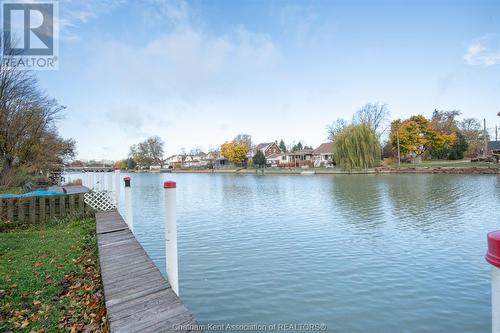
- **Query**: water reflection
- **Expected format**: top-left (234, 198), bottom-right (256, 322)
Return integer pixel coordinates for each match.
top-left (67, 172), bottom-right (500, 333)
top-left (329, 175), bottom-right (385, 229)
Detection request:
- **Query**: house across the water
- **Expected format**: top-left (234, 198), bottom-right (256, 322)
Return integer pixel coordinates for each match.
top-left (312, 142), bottom-right (334, 167)
top-left (488, 141), bottom-right (500, 154)
top-left (254, 142), bottom-right (282, 157)
top-left (258, 142), bottom-right (334, 167)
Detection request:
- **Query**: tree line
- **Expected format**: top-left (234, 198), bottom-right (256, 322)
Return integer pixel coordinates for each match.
top-left (119, 133), bottom-right (313, 169)
top-left (118, 103), bottom-right (493, 172)
top-left (0, 49), bottom-right (75, 188)
top-left (329, 103), bottom-right (492, 170)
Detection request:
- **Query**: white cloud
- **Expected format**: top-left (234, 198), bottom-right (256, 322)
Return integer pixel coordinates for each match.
top-left (80, 16), bottom-right (280, 156)
top-left (86, 6), bottom-right (279, 104)
top-left (464, 35), bottom-right (500, 66)
top-left (106, 107), bottom-right (145, 137)
top-left (59, 0), bottom-right (125, 41)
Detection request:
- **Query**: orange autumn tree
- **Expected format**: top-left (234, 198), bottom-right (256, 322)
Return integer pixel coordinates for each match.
top-left (390, 115), bottom-right (456, 161)
top-left (220, 141), bottom-right (249, 166)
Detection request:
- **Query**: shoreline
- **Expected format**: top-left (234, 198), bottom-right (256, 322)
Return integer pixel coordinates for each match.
top-left (162, 166), bottom-right (499, 175)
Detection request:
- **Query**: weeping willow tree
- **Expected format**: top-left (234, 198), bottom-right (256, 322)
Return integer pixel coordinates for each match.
top-left (334, 124), bottom-right (381, 170)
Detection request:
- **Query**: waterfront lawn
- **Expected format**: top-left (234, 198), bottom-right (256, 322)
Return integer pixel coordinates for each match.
top-left (0, 187), bottom-right (23, 195)
top-left (0, 217), bottom-right (107, 332)
top-left (389, 159), bottom-right (494, 168)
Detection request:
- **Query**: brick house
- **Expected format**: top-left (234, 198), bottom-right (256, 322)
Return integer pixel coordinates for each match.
top-left (254, 142), bottom-right (282, 157)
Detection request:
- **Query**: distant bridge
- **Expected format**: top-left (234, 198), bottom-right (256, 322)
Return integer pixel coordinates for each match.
top-left (65, 166), bottom-right (115, 172)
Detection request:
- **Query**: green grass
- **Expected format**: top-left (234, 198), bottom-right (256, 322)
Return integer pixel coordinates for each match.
top-left (389, 159), bottom-right (495, 168)
top-left (0, 217), bottom-right (106, 332)
top-left (0, 187), bottom-right (23, 194)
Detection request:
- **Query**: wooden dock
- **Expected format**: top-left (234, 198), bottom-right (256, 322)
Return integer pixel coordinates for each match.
top-left (96, 210), bottom-right (200, 332)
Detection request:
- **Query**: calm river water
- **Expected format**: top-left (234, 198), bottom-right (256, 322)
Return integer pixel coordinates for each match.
top-left (81, 173), bottom-right (500, 332)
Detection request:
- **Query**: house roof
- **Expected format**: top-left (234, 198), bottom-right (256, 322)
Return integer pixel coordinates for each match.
top-left (488, 141), bottom-right (500, 151)
top-left (266, 153), bottom-right (283, 159)
top-left (313, 142), bottom-right (334, 155)
top-left (166, 154), bottom-right (181, 160)
top-left (255, 142), bottom-right (273, 151)
top-left (205, 152), bottom-right (219, 159)
top-left (287, 148), bottom-right (314, 155)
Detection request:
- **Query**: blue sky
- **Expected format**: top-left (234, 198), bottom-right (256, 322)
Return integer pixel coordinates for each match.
top-left (38, 0), bottom-right (500, 160)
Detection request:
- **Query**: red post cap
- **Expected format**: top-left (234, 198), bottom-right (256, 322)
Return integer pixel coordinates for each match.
top-left (124, 176), bottom-right (131, 181)
top-left (486, 231), bottom-right (500, 267)
top-left (164, 181), bottom-right (176, 188)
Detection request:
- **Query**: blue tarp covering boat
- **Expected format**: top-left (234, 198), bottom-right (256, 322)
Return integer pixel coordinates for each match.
top-left (0, 190), bottom-right (64, 199)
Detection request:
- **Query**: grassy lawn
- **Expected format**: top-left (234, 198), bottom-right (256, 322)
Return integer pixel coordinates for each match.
top-left (0, 187), bottom-right (23, 195)
top-left (388, 159), bottom-right (496, 168)
top-left (0, 217), bottom-right (107, 332)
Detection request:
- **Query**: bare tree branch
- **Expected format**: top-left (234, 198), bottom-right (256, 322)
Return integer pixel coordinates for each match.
top-left (352, 102), bottom-right (389, 136)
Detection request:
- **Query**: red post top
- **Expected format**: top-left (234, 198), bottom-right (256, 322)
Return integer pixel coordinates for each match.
top-left (123, 176), bottom-right (131, 181)
top-left (164, 181), bottom-right (176, 189)
top-left (486, 231), bottom-right (500, 268)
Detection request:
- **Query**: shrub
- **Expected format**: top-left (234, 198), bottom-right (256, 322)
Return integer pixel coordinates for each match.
top-left (253, 150), bottom-right (267, 167)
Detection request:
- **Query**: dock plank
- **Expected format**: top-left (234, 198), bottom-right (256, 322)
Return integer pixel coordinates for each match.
top-left (96, 210), bottom-right (200, 332)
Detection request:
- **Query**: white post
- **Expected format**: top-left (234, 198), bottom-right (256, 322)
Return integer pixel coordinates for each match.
top-left (107, 172), bottom-right (113, 192)
top-left (494, 268), bottom-right (500, 333)
top-left (487, 231), bottom-right (500, 333)
top-left (90, 172), bottom-right (95, 190)
top-left (164, 180), bottom-right (179, 295)
top-left (115, 170), bottom-right (121, 209)
top-left (99, 172), bottom-right (104, 191)
top-left (124, 177), bottom-right (133, 232)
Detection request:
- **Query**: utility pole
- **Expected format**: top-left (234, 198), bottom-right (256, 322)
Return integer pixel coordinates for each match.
top-left (496, 125), bottom-right (498, 141)
top-left (397, 130), bottom-right (401, 167)
top-left (484, 118), bottom-right (488, 157)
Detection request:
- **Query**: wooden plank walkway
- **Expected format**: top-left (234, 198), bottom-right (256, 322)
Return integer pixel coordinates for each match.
top-left (96, 210), bottom-right (200, 332)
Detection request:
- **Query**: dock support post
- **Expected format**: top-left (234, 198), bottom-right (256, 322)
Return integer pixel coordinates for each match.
top-left (124, 177), bottom-right (133, 232)
top-left (107, 172), bottom-right (113, 192)
top-left (100, 172), bottom-right (104, 191)
top-left (115, 170), bottom-right (120, 209)
top-left (487, 231), bottom-right (500, 333)
top-left (164, 180), bottom-right (179, 296)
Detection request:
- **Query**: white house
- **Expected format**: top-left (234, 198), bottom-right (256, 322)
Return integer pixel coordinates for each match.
top-left (312, 143), bottom-right (334, 167)
top-left (266, 153), bottom-right (286, 166)
top-left (165, 154), bottom-right (184, 167)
